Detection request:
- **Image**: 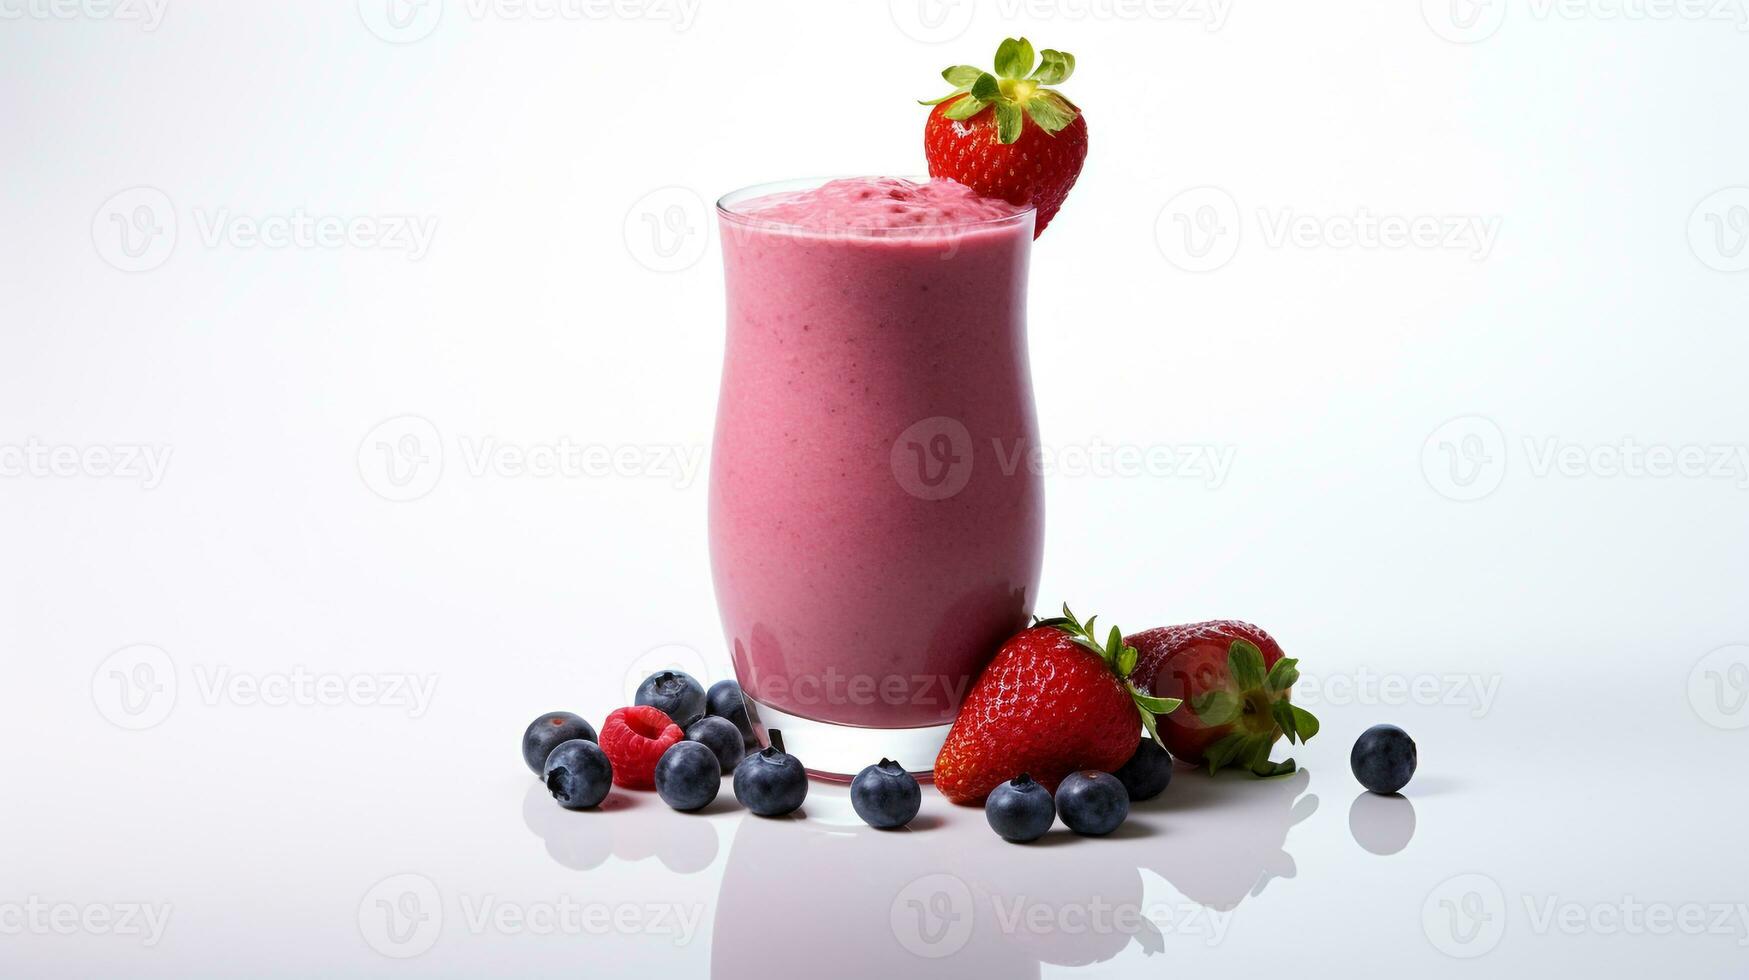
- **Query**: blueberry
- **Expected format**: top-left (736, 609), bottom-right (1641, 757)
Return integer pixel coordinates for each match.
top-left (543, 739), bottom-right (612, 810)
top-left (984, 773), bottom-right (1056, 843)
top-left (850, 759), bottom-right (921, 829)
top-left (707, 679), bottom-right (757, 748)
top-left (1112, 737), bottom-right (1173, 802)
top-left (635, 671), bottom-right (707, 728)
top-left (654, 740), bottom-right (721, 812)
top-left (522, 711), bottom-right (597, 776)
top-left (686, 715), bottom-right (746, 774)
top-left (732, 744), bottom-right (808, 817)
top-left (1351, 724), bottom-right (1417, 794)
top-left (1055, 770), bottom-right (1129, 836)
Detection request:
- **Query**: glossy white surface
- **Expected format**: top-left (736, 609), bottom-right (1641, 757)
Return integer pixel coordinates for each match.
top-left (5, 3), bottom-right (1748, 976)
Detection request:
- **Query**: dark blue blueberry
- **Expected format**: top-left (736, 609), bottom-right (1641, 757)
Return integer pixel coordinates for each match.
top-left (984, 773), bottom-right (1056, 842)
top-left (522, 711), bottom-right (597, 776)
top-left (1111, 737), bottom-right (1173, 802)
top-left (732, 745), bottom-right (808, 817)
top-left (686, 715), bottom-right (746, 774)
top-left (1055, 770), bottom-right (1129, 836)
top-left (654, 740), bottom-right (721, 811)
top-left (635, 671), bottom-right (707, 728)
top-left (1351, 724), bottom-right (1417, 794)
top-left (543, 739), bottom-right (612, 809)
top-left (850, 759), bottom-right (921, 829)
top-left (707, 679), bottom-right (757, 749)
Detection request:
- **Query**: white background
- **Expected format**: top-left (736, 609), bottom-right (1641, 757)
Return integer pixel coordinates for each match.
top-left (3, 0), bottom-right (1748, 976)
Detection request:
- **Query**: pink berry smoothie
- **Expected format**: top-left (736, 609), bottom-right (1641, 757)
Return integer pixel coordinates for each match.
top-left (709, 177), bottom-right (1044, 758)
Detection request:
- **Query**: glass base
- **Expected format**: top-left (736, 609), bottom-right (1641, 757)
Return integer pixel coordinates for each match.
top-left (743, 696), bottom-right (948, 781)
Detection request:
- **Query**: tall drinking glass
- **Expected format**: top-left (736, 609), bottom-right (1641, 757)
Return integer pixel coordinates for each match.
top-left (709, 177), bottom-right (1043, 778)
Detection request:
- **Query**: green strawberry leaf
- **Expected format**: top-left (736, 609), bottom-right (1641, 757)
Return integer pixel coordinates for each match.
top-left (1289, 704), bottom-right (1320, 742)
top-left (1192, 690), bottom-right (1241, 726)
top-left (970, 71), bottom-right (1002, 103)
top-left (1117, 642), bottom-right (1138, 678)
top-left (994, 102), bottom-right (1024, 144)
top-left (1271, 699), bottom-right (1299, 744)
top-left (942, 64), bottom-right (982, 87)
top-left (1204, 733), bottom-right (1246, 774)
top-left (1131, 689), bottom-right (1181, 715)
top-left (1240, 735), bottom-right (1274, 772)
top-left (1228, 639), bottom-right (1266, 689)
top-left (1022, 91), bottom-right (1077, 135)
top-left (1264, 656), bottom-right (1300, 694)
top-left (994, 37), bottom-right (1035, 79)
top-left (1030, 49), bottom-right (1075, 84)
top-left (943, 96), bottom-right (987, 121)
top-left (1250, 757), bottom-right (1298, 778)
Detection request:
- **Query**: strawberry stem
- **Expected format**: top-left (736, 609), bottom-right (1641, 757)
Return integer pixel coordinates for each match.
top-left (1036, 604), bottom-right (1182, 739)
top-left (919, 37), bottom-right (1080, 145)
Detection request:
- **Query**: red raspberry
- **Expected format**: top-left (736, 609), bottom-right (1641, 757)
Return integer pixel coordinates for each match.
top-left (600, 705), bottom-right (683, 789)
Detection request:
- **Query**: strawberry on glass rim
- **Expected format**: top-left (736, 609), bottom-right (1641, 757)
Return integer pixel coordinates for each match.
top-left (934, 606), bottom-right (1181, 805)
top-left (921, 37), bottom-right (1088, 238)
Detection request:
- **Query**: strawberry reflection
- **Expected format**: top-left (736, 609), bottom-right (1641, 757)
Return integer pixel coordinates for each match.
top-left (710, 767), bottom-right (1320, 977)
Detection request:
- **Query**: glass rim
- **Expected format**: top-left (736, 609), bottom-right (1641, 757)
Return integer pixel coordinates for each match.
top-left (715, 175), bottom-right (1036, 237)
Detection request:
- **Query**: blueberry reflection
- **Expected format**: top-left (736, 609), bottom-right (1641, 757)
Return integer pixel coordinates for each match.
top-left (1347, 791), bottom-right (1416, 856)
top-left (520, 780), bottom-right (719, 873)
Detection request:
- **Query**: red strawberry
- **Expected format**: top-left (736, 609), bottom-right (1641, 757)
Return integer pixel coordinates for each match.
top-left (935, 606), bottom-right (1180, 805)
top-left (599, 705), bottom-right (683, 789)
top-left (921, 37), bottom-right (1088, 238)
top-left (1125, 621), bottom-right (1320, 777)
